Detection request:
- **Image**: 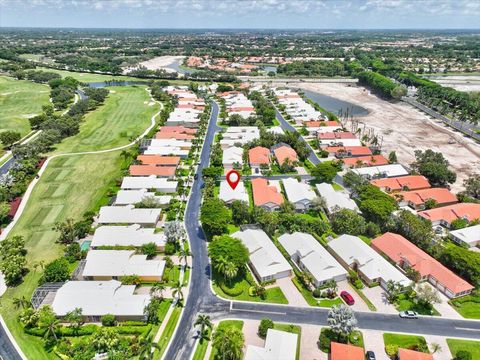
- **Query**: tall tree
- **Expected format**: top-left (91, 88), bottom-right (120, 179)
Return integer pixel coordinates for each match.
top-left (327, 304), bottom-right (358, 342)
top-left (212, 326), bottom-right (244, 360)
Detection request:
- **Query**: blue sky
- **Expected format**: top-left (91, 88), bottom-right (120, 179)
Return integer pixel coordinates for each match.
top-left (0, 0), bottom-right (479, 29)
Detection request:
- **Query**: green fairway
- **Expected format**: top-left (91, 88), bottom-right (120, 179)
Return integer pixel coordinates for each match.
top-left (0, 76), bottom-right (50, 137)
top-left (447, 339), bottom-right (480, 359)
top-left (52, 85), bottom-right (158, 153)
top-left (36, 67), bottom-right (145, 82)
top-left (0, 152), bottom-right (126, 360)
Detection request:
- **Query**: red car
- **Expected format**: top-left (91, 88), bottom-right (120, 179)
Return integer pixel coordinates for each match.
top-left (340, 291), bottom-right (355, 305)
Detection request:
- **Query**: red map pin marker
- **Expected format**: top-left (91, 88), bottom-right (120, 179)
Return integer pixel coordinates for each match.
top-left (226, 169), bottom-right (241, 190)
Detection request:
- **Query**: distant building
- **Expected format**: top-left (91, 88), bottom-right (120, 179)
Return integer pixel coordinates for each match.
top-left (450, 225), bottom-right (480, 249)
top-left (372, 232), bottom-right (473, 298)
top-left (315, 183), bottom-right (359, 215)
top-left (418, 203), bottom-right (480, 227)
top-left (97, 205), bottom-right (160, 226)
top-left (232, 229), bottom-right (292, 282)
top-left (245, 329), bottom-right (298, 360)
top-left (52, 280), bottom-right (150, 321)
top-left (91, 224), bottom-right (166, 250)
top-left (328, 234), bottom-right (411, 289)
top-left (218, 180), bottom-right (249, 204)
top-left (282, 178), bottom-right (316, 211)
top-left (82, 250), bottom-right (165, 282)
top-left (251, 177), bottom-right (284, 210)
top-left (279, 232), bottom-right (347, 287)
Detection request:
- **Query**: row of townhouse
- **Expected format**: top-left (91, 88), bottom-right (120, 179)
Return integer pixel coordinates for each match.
top-left (164, 85), bottom-right (205, 128)
top-left (49, 87), bottom-right (202, 321)
top-left (273, 88), bottom-right (325, 125)
top-left (218, 91), bottom-right (255, 118)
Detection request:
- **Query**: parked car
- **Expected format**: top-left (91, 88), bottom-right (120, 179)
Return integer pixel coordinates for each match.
top-left (366, 351), bottom-right (376, 360)
top-left (399, 311), bottom-right (418, 319)
top-left (340, 291), bottom-right (355, 305)
top-left (194, 174), bottom-right (198, 180)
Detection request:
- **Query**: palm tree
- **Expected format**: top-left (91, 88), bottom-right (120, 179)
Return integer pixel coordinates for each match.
top-left (149, 282), bottom-right (166, 299)
top-left (213, 255), bottom-right (229, 279)
top-left (198, 328), bottom-right (211, 344)
top-left (13, 296), bottom-right (30, 310)
top-left (430, 342), bottom-right (442, 354)
top-left (137, 334), bottom-right (159, 360)
top-left (224, 262), bottom-right (238, 285)
top-left (194, 314), bottom-right (212, 333)
top-left (179, 248), bottom-right (191, 267)
top-left (172, 282), bottom-right (184, 304)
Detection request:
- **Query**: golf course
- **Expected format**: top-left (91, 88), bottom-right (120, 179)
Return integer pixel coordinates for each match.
top-left (0, 75), bottom-right (50, 137)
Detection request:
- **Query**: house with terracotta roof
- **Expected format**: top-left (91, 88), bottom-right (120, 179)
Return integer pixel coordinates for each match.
top-left (137, 155), bottom-right (180, 167)
top-left (273, 145), bottom-right (298, 166)
top-left (394, 188), bottom-right (458, 210)
top-left (398, 348), bottom-right (433, 360)
top-left (251, 177), bottom-right (284, 210)
top-left (324, 146), bottom-right (372, 158)
top-left (371, 175), bottom-right (431, 193)
top-left (248, 146), bottom-right (270, 174)
top-left (418, 203), bottom-right (480, 228)
top-left (157, 126), bottom-right (197, 135)
top-left (341, 155), bottom-right (389, 168)
top-left (129, 165), bottom-right (176, 178)
top-left (372, 232), bottom-right (474, 298)
top-left (330, 342), bottom-right (364, 360)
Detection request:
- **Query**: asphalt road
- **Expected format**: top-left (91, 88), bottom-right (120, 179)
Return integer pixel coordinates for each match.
top-left (165, 99), bottom-right (480, 360)
top-left (0, 319), bottom-right (23, 360)
top-left (274, 108), bottom-right (321, 165)
top-left (0, 157), bottom-right (15, 176)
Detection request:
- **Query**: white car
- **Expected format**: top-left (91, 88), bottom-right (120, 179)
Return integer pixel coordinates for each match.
top-left (399, 310), bottom-right (418, 319)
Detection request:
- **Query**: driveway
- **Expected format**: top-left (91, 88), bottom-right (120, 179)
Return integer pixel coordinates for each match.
top-left (300, 325), bottom-right (326, 360)
top-left (362, 286), bottom-right (398, 314)
top-left (425, 335), bottom-right (452, 360)
top-left (362, 329), bottom-right (389, 360)
top-left (242, 319), bottom-right (264, 348)
top-left (337, 280), bottom-right (370, 312)
top-left (276, 277), bottom-right (309, 307)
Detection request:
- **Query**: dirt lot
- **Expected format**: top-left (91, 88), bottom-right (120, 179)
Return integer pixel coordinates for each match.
top-left (268, 81), bottom-right (480, 193)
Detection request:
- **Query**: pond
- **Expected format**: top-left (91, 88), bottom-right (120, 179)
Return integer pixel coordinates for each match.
top-left (302, 89), bottom-right (368, 117)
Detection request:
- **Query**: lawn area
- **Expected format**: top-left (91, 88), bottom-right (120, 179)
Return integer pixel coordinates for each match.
top-left (319, 328), bottom-right (364, 353)
top-left (358, 235), bottom-right (372, 245)
top-left (449, 291), bottom-right (480, 319)
top-left (52, 85), bottom-right (158, 153)
top-left (0, 75), bottom-right (50, 137)
top-left (212, 270), bottom-right (288, 304)
top-left (274, 323), bottom-right (302, 360)
top-left (210, 320), bottom-right (244, 360)
top-left (395, 293), bottom-right (440, 316)
top-left (447, 339), bottom-right (480, 359)
top-left (291, 277), bottom-right (343, 308)
top-left (383, 333), bottom-right (429, 353)
top-left (192, 328), bottom-right (211, 360)
top-left (0, 151), bottom-right (126, 360)
top-left (163, 265), bottom-right (181, 286)
top-left (154, 305), bottom-right (182, 360)
top-left (331, 183), bottom-right (344, 191)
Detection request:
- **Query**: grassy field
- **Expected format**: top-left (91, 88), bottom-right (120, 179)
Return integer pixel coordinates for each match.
top-left (383, 333), bottom-right (429, 353)
top-left (447, 339), bottom-right (480, 359)
top-left (0, 76), bottom-right (50, 137)
top-left (0, 152), bottom-right (127, 359)
top-left (154, 305), bottom-right (182, 360)
top-left (52, 86), bottom-right (158, 153)
top-left (449, 292), bottom-right (480, 319)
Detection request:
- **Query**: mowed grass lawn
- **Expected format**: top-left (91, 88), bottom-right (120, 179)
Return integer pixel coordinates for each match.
top-left (447, 339), bottom-right (480, 359)
top-left (0, 152), bottom-right (125, 360)
top-left (0, 76), bottom-right (50, 137)
top-left (52, 86), bottom-right (159, 153)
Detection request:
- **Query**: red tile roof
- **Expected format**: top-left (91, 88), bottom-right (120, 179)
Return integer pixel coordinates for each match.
top-left (342, 155), bottom-right (389, 167)
top-left (249, 146), bottom-right (270, 165)
top-left (227, 106), bottom-right (255, 112)
top-left (273, 146), bottom-right (298, 164)
top-left (398, 348), bottom-right (433, 360)
top-left (394, 188), bottom-right (458, 207)
top-left (137, 155), bottom-right (180, 166)
top-left (305, 121), bottom-right (340, 127)
top-left (325, 146), bottom-right (372, 156)
top-left (158, 126), bottom-right (196, 134)
top-left (129, 165), bottom-right (176, 177)
top-left (370, 175), bottom-right (431, 192)
top-left (251, 178), bottom-right (283, 207)
top-left (330, 342), bottom-right (364, 360)
top-left (372, 232), bottom-right (474, 296)
top-left (418, 203), bottom-right (480, 225)
top-left (318, 132), bottom-right (357, 140)
top-left (155, 132), bottom-right (194, 140)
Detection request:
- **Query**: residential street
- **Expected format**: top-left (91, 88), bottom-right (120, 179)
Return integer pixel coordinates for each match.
top-left (165, 100), bottom-right (480, 360)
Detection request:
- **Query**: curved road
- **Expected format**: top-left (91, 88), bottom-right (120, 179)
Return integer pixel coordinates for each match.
top-left (165, 101), bottom-right (480, 360)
